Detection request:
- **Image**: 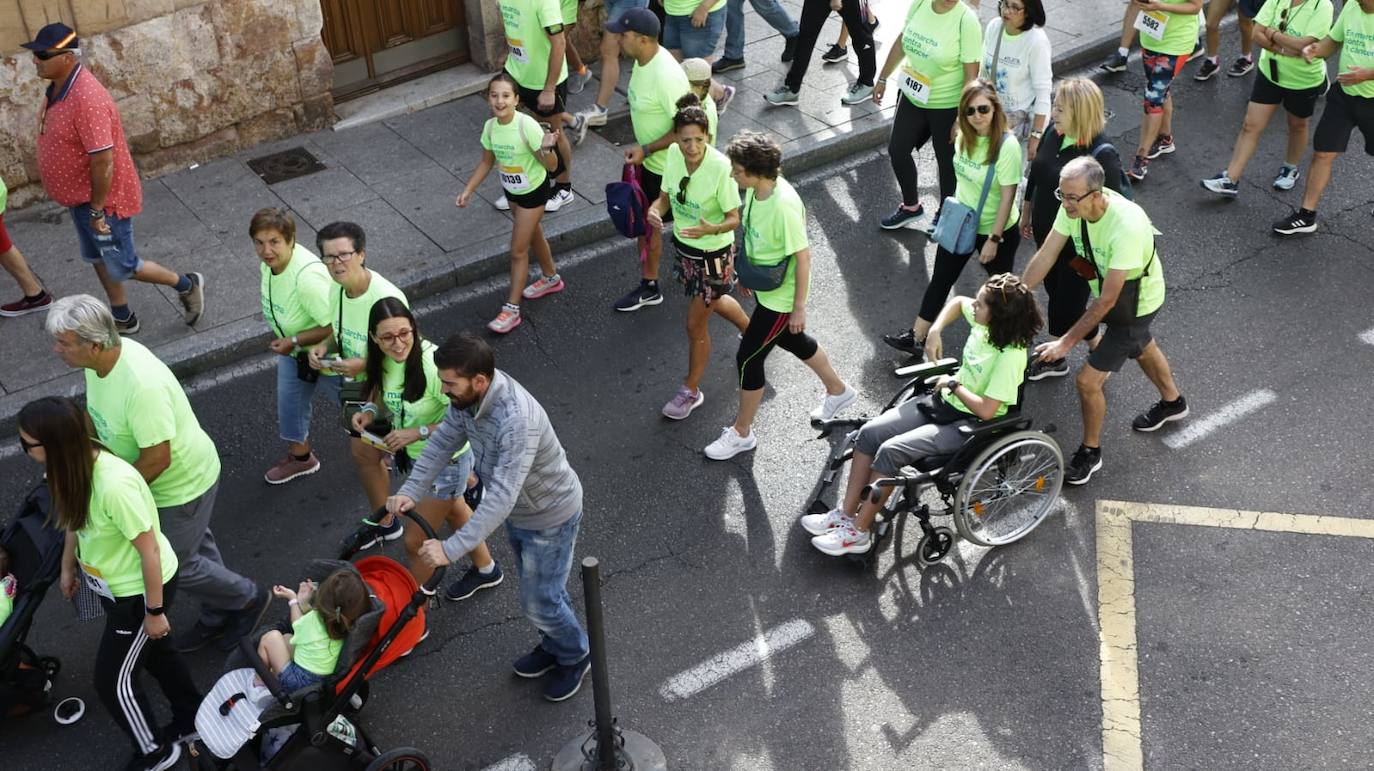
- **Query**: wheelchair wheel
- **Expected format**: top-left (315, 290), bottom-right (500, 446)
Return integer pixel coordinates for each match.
top-left (953, 430), bottom-right (1064, 547)
top-left (916, 526), bottom-right (954, 566)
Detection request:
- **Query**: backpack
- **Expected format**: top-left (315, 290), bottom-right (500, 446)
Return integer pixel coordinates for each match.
top-left (605, 163), bottom-right (651, 265)
top-left (1090, 142), bottom-right (1134, 200)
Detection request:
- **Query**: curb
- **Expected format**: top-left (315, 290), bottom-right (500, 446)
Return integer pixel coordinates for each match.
top-left (0, 33), bottom-right (1122, 435)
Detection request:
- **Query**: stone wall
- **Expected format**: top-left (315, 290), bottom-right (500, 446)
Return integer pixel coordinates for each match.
top-left (0, 0), bottom-right (332, 209)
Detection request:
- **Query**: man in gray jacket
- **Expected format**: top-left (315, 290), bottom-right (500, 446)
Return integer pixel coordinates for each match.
top-left (386, 332), bottom-right (590, 702)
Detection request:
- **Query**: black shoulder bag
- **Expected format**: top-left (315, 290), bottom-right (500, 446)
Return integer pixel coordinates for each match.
top-left (733, 196), bottom-right (794, 291)
top-left (1079, 218), bottom-right (1155, 327)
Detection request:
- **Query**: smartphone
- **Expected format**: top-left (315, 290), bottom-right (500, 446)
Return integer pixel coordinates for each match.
top-left (359, 429), bottom-right (394, 455)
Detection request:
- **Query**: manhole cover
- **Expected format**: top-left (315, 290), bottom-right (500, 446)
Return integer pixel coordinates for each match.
top-left (246, 146), bottom-right (326, 185)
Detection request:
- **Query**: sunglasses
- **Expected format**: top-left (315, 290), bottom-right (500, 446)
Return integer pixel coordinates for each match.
top-left (33, 49), bottom-right (69, 61)
top-left (19, 436), bottom-right (42, 453)
top-left (965, 104), bottom-right (993, 117)
top-left (677, 173), bottom-right (692, 206)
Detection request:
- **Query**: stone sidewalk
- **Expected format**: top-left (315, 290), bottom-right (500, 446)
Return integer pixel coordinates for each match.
top-left (0, 0), bottom-right (1127, 429)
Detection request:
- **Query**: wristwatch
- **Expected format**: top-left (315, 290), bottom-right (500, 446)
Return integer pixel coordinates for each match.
top-left (290, 334), bottom-right (300, 346)
top-left (145, 605), bottom-right (165, 616)
top-left (989, 233), bottom-right (1004, 244)
top-left (1030, 130), bottom-right (1044, 140)
top-left (87, 206), bottom-right (106, 220)
top-left (419, 425), bottom-right (431, 439)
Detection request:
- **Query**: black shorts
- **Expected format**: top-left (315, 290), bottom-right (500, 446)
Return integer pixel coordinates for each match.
top-left (507, 177), bottom-right (556, 210)
top-left (517, 81), bottom-right (569, 118)
top-left (1313, 85), bottom-right (1374, 155)
top-left (1088, 309), bottom-right (1159, 373)
top-left (1237, 0), bottom-right (1265, 19)
top-left (1250, 71), bottom-right (1326, 119)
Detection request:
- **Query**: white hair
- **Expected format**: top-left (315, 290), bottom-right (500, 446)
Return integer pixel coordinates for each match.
top-left (45, 294), bottom-right (120, 349)
top-left (1060, 156), bottom-right (1106, 191)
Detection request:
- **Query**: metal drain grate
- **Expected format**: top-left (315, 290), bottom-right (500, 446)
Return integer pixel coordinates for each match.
top-left (246, 146), bottom-right (326, 185)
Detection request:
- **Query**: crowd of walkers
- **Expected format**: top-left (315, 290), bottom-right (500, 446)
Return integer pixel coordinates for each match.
top-left (3, 0), bottom-right (1374, 765)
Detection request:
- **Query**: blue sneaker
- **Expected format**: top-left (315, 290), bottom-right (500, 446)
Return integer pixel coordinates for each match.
top-left (444, 562), bottom-right (504, 602)
top-left (512, 644), bottom-right (558, 678)
top-left (543, 656), bottom-right (592, 702)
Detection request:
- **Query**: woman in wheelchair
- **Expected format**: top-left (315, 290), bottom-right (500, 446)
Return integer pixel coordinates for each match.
top-left (804, 274), bottom-right (1043, 556)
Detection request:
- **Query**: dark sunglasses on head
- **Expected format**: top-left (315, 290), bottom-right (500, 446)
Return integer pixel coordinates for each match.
top-left (19, 436), bottom-right (42, 453)
top-left (965, 104), bottom-right (993, 117)
top-left (677, 173), bottom-right (692, 206)
top-left (33, 49), bottom-right (69, 61)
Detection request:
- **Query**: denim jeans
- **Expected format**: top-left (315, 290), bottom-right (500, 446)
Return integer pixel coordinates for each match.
top-left (276, 355), bottom-right (339, 444)
top-left (724, 0), bottom-right (798, 60)
top-left (506, 510), bottom-right (589, 665)
top-left (664, 8), bottom-right (728, 59)
top-left (71, 207), bottom-right (142, 281)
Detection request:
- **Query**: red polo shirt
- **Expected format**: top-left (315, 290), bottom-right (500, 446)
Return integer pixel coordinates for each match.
top-left (37, 64), bottom-right (143, 218)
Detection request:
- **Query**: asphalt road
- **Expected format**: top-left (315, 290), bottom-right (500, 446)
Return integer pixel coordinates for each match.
top-left (3, 55), bottom-right (1374, 770)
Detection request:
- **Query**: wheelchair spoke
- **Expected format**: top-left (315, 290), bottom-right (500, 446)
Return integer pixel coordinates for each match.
top-left (955, 434), bottom-right (1065, 546)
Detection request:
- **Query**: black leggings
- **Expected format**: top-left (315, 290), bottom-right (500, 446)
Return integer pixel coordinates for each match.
top-left (737, 304), bottom-right (820, 391)
top-left (785, 0), bottom-right (876, 91)
top-left (889, 98), bottom-right (959, 208)
top-left (96, 576), bottom-right (201, 755)
top-left (1030, 227), bottom-right (1096, 340)
top-left (917, 229), bottom-right (1021, 323)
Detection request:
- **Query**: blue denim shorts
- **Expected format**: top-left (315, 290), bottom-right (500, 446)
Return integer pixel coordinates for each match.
top-left (606, 0), bottom-right (649, 25)
top-left (71, 208), bottom-right (142, 281)
top-left (663, 8), bottom-right (726, 59)
top-left (391, 447), bottom-right (476, 500)
top-left (277, 661), bottom-right (325, 692)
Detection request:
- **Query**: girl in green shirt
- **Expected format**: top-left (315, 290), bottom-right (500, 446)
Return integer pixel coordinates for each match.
top-left (20, 396), bottom-right (197, 768)
top-left (256, 568), bottom-right (370, 692)
top-left (457, 73), bottom-right (567, 335)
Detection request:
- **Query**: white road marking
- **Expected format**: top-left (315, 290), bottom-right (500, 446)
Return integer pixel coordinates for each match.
top-left (659, 619), bottom-right (816, 702)
top-left (1162, 389), bottom-right (1277, 449)
top-left (1360, 327), bottom-right (1374, 345)
top-left (482, 753), bottom-right (536, 771)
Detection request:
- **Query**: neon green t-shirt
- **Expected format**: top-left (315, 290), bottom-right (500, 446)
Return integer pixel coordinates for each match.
top-left (327, 271), bottom-right (409, 364)
top-left (1332, 0), bottom-right (1374, 98)
top-left (742, 178), bottom-right (809, 313)
top-left (85, 338), bottom-right (221, 507)
top-left (628, 48), bottom-right (692, 174)
top-left (261, 242), bottom-right (333, 339)
top-left (1138, 0), bottom-right (1201, 56)
top-left (704, 94), bottom-right (718, 144)
top-left (77, 452), bottom-right (178, 599)
top-left (380, 340), bottom-right (471, 462)
top-left (1256, 0), bottom-right (1334, 90)
top-left (1052, 189), bottom-right (1166, 317)
top-left (561, 0), bottom-right (578, 24)
top-left (944, 302), bottom-right (1027, 418)
top-left (953, 133), bottom-right (1022, 235)
top-left (0, 176), bottom-right (7, 214)
top-left (290, 610), bottom-right (344, 677)
top-left (899, 0), bottom-right (982, 109)
top-left (662, 144), bottom-right (740, 252)
top-left (665, 0), bottom-right (726, 15)
top-left (481, 113), bottom-right (549, 195)
top-left (500, 0), bottom-right (569, 90)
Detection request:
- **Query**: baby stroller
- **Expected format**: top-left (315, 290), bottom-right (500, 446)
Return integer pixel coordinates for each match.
top-left (0, 483), bottom-right (66, 721)
top-left (190, 510), bottom-right (445, 770)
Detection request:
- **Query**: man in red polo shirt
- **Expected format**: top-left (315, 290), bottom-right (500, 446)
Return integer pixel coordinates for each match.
top-left (22, 23), bottom-right (206, 333)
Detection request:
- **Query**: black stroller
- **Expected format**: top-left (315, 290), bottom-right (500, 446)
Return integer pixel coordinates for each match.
top-left (189, 510), bottom-right (445, 770)
top-left (0, 483), bottom-right (66, 721)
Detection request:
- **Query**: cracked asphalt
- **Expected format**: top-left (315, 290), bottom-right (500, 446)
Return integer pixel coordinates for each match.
top-left (4, 53), bottom-right (1374, 770)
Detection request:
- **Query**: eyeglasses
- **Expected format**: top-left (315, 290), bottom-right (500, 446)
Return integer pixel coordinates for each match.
top-left (321, 251), bottom-right (358, 264)
top-left (965, 104), bottom-right (993, 117)
top-left (998, 0), bottom-right (1026, 11)
top-left (375, 328), bottom-right (413, 345)
top-left (33, 49), bottom-right (69, 61)
top-left (18, 436), bottom-right (42, 453)
top-left (1053, 187), bottom-right (1099, 204)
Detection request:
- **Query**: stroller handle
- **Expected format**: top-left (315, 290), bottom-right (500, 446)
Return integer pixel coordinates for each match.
top-left (239, 637), bottom-right (294, 710)
top-left (366, 506), bottom-right (449, 593)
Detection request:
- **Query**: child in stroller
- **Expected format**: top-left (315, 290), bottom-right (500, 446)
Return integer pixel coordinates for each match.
top-left (0, 484), bottom-right (66, 720)
top-left (256, 570), bottom-right (369, 693)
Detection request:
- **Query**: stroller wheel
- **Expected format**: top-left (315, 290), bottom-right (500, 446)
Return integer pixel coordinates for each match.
top-left (365, 747), bottom-right (431, 771)
top-left (53, 696), bottom-right (84, 725)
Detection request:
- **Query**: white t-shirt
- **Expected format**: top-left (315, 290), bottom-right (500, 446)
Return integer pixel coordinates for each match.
top-left (980, 19), bottom-right (1053, 119)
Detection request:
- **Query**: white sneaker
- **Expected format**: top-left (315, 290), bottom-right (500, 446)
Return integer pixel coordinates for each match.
top-left (811, 524), bottom-right (872, 556)
top-left (800, 508), bottom-right (853, 536)
top-left (495, 194), bottom-right (510, 211)
top-left (704, 426), bottom-right (757, 460)
top-left (545, 188), bottom-right (575, 212)
top-left (810, 384), bottom-right (858, 422)
top-left (578, 104), bottom-right (609, 128)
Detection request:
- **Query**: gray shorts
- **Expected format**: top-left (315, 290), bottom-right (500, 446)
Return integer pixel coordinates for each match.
top-left (1088, 309), bottom-right (1159, 373)
top-left (855, 397), bottom-right (973, 476)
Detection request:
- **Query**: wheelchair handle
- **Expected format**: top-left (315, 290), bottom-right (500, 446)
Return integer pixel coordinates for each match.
top-left (893, 357), bottom-right (958, 379)
top-left (811, 416), bottom-right (867, 438)
top-left (366, 506), bottom-right (449, 593)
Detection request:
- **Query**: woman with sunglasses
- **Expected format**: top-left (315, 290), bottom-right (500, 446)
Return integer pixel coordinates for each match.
top-left (979, 0), bottom-right (1052, 160)
top-left (648, 96), bottom-right (750, 420)
top-left (349, 298), bottom-right (502, 598)
top-left (1019, 78), bottom-right (1126, 380)
top-left (1200, 0), bottom-right (1334, 197)
top-left (19, 396), bottom-right (198, 770)
top-left (884, 81), bottom-right (1022, 361)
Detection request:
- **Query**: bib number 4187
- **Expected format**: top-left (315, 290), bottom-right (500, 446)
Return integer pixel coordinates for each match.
top-left (899, 66), bottom-right (931, 104)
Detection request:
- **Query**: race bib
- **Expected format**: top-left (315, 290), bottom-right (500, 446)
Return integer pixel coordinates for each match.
top-left (1133, 10), bottom-right (1168, 40)
top-left (81, 563), bottom-right (115, 602)
top-left (899, 65), bottom-right (932, 104)
top-left (498, 164), bottom-right (530, 191)
top-left (508, 38), bottom-right (529, 64)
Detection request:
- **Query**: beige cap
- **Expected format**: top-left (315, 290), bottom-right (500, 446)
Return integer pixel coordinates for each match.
top-left (681, 58), bottom-right (712, 82)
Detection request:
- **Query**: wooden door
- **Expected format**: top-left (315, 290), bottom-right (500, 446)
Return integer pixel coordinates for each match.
top-left (321, 0), bottom-right (468, 100)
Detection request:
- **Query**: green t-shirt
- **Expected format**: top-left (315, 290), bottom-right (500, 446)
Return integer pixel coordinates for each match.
top-left (328, 271), bottom-right (409, 363)
top-left (380, 340), bottom-right (471, 462)
top-left (261, 242), bottom-right (333, 339)
top-left (499, 0), bottom-right (569, 90)
top-left (662, 144), bottom-right (740, 252)
top-left (742, 178), bottom-right (809, 313)
top-left (704, 94), bottom-right (718, 144)
top-left (1052, 189), bottom-right (1166, 317)
top-left (1256, 0), bottom-right (1334, 90)
top-left (1138, 0), bottom-right (1201, 56)
top-left (953, 133), bottom-right (1022, 235)
top-left (481, 113), bottom-right (549, 195)
top-left (665, 0), bottom-right (725, 15)
top-left (943, 303), bottom-right (1027, 418)
top-left (0, 176), bottom-right (7, 214)
top-left (77, 452), bottom-right (178, 599)
top-left (628, 48), bottom-right (692, 174)
top-left (899, 0), bottom-right (982, 109)
top-left (1332, 0), bottom-right (1374, 98)
top-left (85, 338), bottom-right (221, 507)
top-left (561, 0), bottom-right (578, 24)
top-left (290, 610), bottom-right (344, 676)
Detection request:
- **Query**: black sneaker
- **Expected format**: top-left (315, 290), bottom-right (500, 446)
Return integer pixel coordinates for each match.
top-left (821, 44), bottom-right (849, 64)
top-left (882, 328), bottom-right (923, 355)
top-left (712, 57), bottom-right (745, 74)
top-left (1194, 57), bottom-right (1220, 81)
top-left (1065, 446), bottom-right (1102, 486)
top-left (781, 35), bottom-right (798, 63)
top-left (358, 515), bottom-right (404, 549)
top-left (115, 312), bottom-right (141, 335)
top-left (217, 584), bottom-right (272, 651)
top-left (1100, 52), bottom-right (1128, 73)
top-left (127, 742), bottom-right (182, 771)
top-left (1026, 357), bottom-right (1069, 381)
top-left (1273, 209), bottom-right (1317, 235)
top-left (1226, 55), bottom-right (1255, 77)
top-left (543, 655), bottom-right (592, 702)
top-left (444, 562), bottom-right (504, 601)
top-left (880, 204), bottom-right (925, 230)
top-left (612, 281), bottom-right (663, 312)
top-left (512, 644), bottom-right (558, 678)
top-left (1132, 396), bottom-right (1189, 432)
top-left (172, 620), bottom-right (225, 653)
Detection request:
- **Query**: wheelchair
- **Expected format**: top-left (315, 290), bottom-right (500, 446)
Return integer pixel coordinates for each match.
top-left (808, 357), bottom-right (1065, 565)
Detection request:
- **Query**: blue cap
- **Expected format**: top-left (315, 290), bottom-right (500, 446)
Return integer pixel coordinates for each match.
top-left (21, 22), bottom-right (80, 51)
top-left (605, 7), bottom-right (660, 37)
